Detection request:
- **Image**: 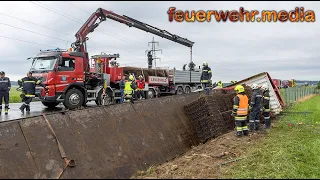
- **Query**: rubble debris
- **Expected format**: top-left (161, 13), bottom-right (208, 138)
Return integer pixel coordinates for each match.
top-left (184, 93), bottom-right (235, 143)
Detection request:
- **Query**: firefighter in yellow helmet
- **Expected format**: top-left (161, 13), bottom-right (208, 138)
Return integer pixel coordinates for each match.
top-left (124, 75), bottom-right (137, 103)
top-left (232, 85), bottom-right (249, 137)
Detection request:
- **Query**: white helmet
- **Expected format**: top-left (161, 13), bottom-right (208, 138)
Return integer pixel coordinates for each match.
top-left (261, 84), bottom-right (268, 91)
top-left (251, 83), bottom-right (259, 90)
top-left (202, 61), bottom-right (208, 66)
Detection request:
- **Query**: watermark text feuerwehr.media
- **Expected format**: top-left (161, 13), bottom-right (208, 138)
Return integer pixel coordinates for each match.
top-left (167, 7), bottom-right (315, 22)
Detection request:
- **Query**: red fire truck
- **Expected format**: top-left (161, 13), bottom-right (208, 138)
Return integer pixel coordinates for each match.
top-left (29, 8), bottom-right (195, 109)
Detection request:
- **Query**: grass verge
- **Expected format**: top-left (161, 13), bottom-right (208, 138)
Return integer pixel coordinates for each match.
top-left (221, 95), bottom-right (320, 179)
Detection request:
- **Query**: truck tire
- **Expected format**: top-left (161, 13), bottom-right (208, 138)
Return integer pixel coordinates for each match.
top-left (176, 87), bottom-right (183, 95)
top-left (63, 88), bottom-right (84, 110)
top-left (95, 89), bottom-right (113, 106)
top-left (147, 89), bottom-right (155, 99)
top-left (184, 87), bottom-right (191, 93)
top-left (42, 102), bottom-right (60, 109)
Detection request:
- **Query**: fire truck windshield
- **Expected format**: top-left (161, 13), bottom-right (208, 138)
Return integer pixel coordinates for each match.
top-left (30, 56), bottom-right (57, 72)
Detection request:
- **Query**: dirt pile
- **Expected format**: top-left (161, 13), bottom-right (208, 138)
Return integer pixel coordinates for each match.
top-left (123, 67), bottom-right (168, 79)
top-left (184, 93), bottom-right (235, 143)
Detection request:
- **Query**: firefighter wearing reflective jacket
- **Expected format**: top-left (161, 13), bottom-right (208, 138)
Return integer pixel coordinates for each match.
top-left (136, 75), bottom-right (145, 100)
top-left (261, 84), bottom-right (271, 129)
top-left (218, 81), bottom-right (223, 88)
top-left (124, 75), bottom-right (137, 103)
top-left (249, 83), bottom-right (263, 131)
top-left (0, 71), bottom-right (11, 115)
top-left (200, 62), bottom-right (212, 95)
top-left (232, 85), bottom-right (249, 137)
top-left (18, 72), bottom-right (47, 114)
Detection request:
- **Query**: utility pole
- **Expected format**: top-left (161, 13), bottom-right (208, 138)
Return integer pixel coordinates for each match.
top-left (145, 36), bottom-right (162, 69)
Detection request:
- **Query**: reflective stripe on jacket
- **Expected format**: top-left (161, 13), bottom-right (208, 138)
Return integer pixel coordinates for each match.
top-left (262, 90), bottom-right (271, 112)
top-left (233, 93), bottom-right (249, 120)
top-left (18, 77), bottom-right (43, 95)
top-left (0, 77), bottom-right (11, 91)
top-left (200, 66), bottom-right (212, 82)
top-left (124, 81), bottom-right (134, 96)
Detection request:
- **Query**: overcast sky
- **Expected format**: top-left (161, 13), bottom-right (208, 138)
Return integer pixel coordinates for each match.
top-left (0, 1), bottom-right (319, 82)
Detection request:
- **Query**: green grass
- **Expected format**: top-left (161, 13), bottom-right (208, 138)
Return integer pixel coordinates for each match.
top-left (222, 95), bottom-right (320, 179)
top-left (9, 86), bottom-right (22, 103)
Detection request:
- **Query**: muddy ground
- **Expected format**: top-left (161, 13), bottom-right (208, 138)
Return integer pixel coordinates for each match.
top-left (132, 123), bottom-right (276, 179)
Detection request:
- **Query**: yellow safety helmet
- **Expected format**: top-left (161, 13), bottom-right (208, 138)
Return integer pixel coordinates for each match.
top-left (129, 75), bottom-right (134, 81)
top-left (234, 85), bottom-right (245, 94)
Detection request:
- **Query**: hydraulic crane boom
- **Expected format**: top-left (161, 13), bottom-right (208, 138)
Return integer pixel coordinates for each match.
top-left (71, 8), bottom-right (195, 71)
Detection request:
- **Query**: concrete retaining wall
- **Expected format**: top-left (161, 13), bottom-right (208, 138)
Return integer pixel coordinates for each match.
top-left (0, 93), bottom-right (200, 179)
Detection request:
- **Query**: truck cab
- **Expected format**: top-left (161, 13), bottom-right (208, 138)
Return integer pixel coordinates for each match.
top-left (30, 48), bottom-right (105, 109)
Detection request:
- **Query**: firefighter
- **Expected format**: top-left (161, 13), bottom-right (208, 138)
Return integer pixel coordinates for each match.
top-left (124, 75), bottom-right (137, 103)
top-left (232, 85), bottom-right (249, 137)
top-left (200, 61), bottom-right (212, 95)
top-left (18, 71), bottom-right (47, 114)
top-left (0, 71), bottom-right (11, 115)
top-left (261, 84), bottom-right (271, 129)
top-left (136, 75), bottom-right (145, 100)
top-left (249, 83), bottom-right (263, 131)
top-left (218, 81), bottom-right (223, 88)
top-left (119, 76), bottom-right (125, 103)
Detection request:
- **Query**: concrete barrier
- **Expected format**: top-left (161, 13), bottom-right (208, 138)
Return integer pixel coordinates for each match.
top-left (0, 93), bottom-right (200, 179)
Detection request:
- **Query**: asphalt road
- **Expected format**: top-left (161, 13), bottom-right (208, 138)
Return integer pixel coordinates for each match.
top-left (0, 101), bottom-right (96, 122)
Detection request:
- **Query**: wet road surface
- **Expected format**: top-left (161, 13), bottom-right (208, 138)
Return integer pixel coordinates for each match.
top-left (0, 101), bottom-right (97, 122)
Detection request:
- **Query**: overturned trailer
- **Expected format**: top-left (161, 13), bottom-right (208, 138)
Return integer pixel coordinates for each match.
top-left (222, 72), bottom-right (285, 114)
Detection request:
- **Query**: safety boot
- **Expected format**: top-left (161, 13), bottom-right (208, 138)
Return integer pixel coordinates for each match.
top-left (255, 121), bottom-right (260, 131)
top-left (4, 108), bottom-right (8, 115)
top-left (265, 119), bottom-right (271, 129)
top-left (249, 122), bottom-right (255, 131)
top-left (19, 104), bottom-right (25, 114)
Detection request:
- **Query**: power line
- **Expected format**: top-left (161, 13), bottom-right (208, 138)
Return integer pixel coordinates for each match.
top-left (0, 12), bottom-right (72, 37)
top-left (0, 14), bottom-right (140, 54)
top-left (0, 22), bottom-right (71, 43)
top-left (0, 35), bottom-right (148, 63)
top-left (32, 1), bottom-right (146, 49)
top-left (0, 35), bottom-right (58, 48)
top-left (29, 1), bottom-right (82, 23)
top-left (64, 1), bottom-right (150, 43)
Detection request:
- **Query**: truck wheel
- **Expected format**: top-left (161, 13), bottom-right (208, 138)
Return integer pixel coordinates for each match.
top-left (42, 102), bottom-right (60, 109)
top-left (63, 88), bottom-right (84, 110)
top-left (184, 87), bottom-right (191, 93)
top-left (147, 89), bottom-right (155, 99)
top-left (95, 89), bottom-right (113, 106)
top-left (176, 87), bottom-right (183, 95)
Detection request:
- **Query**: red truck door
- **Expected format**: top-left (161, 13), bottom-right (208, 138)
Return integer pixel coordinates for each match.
top-left (55, 56), bottom-right (84, 92)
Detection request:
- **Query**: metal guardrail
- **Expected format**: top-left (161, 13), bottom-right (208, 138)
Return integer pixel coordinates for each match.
top-left (281, 86), bottom-right (319, 106)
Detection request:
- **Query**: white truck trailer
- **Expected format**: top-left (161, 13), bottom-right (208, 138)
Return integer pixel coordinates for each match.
top-left (223, 72), bottom-right (285, 114)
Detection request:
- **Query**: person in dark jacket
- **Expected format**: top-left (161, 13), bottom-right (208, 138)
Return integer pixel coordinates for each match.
top-left (0, 71), bottom-right (11, 115)
top-left (200, 61), bottom-right (212, 95)
top-left (249, 83), bottom-right (263, 131)
top-left (261, 84), bottom-right (271, 129)
top-left (119, 76), bottom-right (125, 103)
top-left (18, 71), bottom-right (47, 114)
